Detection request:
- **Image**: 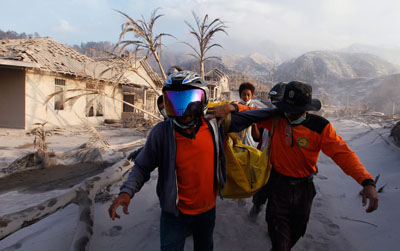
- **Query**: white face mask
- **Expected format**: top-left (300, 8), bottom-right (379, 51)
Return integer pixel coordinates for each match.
top-left (160, 108), bottom-right (168, 120)
top-left (173, 118), bottom-right (196, 129)
top-left (286, 113), bottom-right (307, 125)
top-left (239, 99), bottom-right (252, 106)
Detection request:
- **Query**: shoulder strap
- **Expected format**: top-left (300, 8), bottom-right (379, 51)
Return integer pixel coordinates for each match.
top-left (270, 117), bottom-right (279, 137)
top-left (240, 126), bottom-right (251, 141)
top-left (223, 113), bottom-right (232, 137)
top-left (264, 117), bottom-right (280, 155)
top-left (208, 118), bottom-right (219, 150)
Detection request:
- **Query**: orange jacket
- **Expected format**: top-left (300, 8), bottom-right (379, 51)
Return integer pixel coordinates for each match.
top-left (256, 113), bottom-right (372, 184)
top-left (235, 102), bottom-right (372, 185)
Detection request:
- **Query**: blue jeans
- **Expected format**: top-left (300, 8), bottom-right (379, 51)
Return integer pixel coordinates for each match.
top-left (160, 207), bottom-right (216, 251)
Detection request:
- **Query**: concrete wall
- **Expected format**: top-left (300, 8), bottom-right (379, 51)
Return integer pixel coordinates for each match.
top-left (0, 67), bottom-right (25, 128)
top-left (25, 70), bottom-right (123, 129)
top-left (124, 63), bottom-right (160, 92)
top-left (0, 64), bottom-right (159, 129)
top-left (220, 76), bottom-right (229, 93)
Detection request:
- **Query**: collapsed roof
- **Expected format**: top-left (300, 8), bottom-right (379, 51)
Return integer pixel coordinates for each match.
top-left (0, 37), bottom-right (162, 89)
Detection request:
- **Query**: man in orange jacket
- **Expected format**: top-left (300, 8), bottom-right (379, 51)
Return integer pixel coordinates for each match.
top-left (208, 80), bottom-right (378, 251)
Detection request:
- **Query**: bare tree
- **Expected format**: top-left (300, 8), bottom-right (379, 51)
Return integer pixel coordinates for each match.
top-left (183, 12), bottom-right (228, 78)
top-left (116, 8), bottom-right (174, 81)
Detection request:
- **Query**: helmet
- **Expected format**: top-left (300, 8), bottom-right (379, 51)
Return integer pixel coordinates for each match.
top-left (162, 71), bottom-right (209, 117)
top-left (269, 82), bottom-right (287, 100)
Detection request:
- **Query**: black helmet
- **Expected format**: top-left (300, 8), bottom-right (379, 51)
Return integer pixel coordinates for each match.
top-left (162, 71), bottom-right (209, 117)
top-left (269, 82), bottom-right (287, 100)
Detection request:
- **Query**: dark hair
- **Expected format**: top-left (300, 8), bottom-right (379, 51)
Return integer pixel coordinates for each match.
top-left (157, 95), bottom-right (164, 106)
top-left (239, 82), bottom-right (255, 95)
top-left (167, 65), bottom-right (184, 76)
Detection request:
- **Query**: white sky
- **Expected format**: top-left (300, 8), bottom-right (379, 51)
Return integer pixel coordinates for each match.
top-left (1, 0), bottom-right (400, 54)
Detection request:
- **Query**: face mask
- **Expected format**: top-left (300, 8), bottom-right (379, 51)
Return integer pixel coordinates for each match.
top-left (270, 100), bottom-right (279, 108)
top-left (287, 113), bottom-right (307, 125)
top-left (173, 118), bottom-right (196, 129)
top-left (239, 99), bottom-right (252, 106)
top-left (160, 108), bottom-right (168, 120)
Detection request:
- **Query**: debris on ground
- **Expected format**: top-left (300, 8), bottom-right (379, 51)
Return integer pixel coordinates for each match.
top-left (122, 113), bottom-right (158, 132)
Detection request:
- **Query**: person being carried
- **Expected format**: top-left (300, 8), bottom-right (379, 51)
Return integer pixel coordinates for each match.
top-left (109, 71), bottom-right (277, 250)
top-left (209, 80), bottom-right (378, 251)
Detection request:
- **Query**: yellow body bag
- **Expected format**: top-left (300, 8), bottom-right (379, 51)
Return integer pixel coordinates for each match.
top-left (208, 102), bottom-right (278, 198)
top-left (222, 113), bottom-right (278, 199)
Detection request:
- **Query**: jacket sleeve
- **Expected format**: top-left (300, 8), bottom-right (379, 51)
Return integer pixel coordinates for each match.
top-left (229, 108), bottom-right (276, 133)
top-left (320, 123), bottom-right (373, 185)
top-left (120, 125), bottom-right (161, 197)
top-left (236, 103), bottom-right (259, 112)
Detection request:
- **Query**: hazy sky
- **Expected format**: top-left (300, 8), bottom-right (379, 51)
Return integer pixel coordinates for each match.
top-left (1, 0), bottom-right (400, 55)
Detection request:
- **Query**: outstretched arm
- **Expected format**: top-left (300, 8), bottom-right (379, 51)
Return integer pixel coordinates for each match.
top-left (206, 103), bottom-right (258, 126)
top-left (229, 108), bottom-right (277, 133)
top-left (321, 123), bottom-right (378, 213)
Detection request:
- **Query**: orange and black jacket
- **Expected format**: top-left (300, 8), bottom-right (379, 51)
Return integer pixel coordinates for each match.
top-left (232, 106), bottom-right (373, 185)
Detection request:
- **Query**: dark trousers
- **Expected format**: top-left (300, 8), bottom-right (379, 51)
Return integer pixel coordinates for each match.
top-left (252, 182), bottom-right (271, 206)
top-left (266, 169), bottom-right (316, 251)
top-left (160, 207), bottom-right (216, 251)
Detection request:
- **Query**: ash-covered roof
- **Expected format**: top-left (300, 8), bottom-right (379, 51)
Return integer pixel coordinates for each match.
top-left (0, 37), bottom-right (108, 79)
top-left (205, 68), bottom-right (228, 80)
top-left (0, 37), bottom-right (161, 89)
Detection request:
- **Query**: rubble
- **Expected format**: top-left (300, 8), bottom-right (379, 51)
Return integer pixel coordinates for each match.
top-left (122, 113), bottom-right (158, 131)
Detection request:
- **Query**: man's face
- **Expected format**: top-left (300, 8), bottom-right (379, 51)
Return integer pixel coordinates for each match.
top-left (286, 112), bottom-right (305, 122)
top-left (240, 89), bottom-right (253, 103)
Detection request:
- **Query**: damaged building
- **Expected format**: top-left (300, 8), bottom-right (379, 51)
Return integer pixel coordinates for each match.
top-left (204, 68), bottom-right (231, 101)
top-left (0, 37), bottom-right (162, 129)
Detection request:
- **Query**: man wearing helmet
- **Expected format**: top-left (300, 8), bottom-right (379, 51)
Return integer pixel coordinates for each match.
top-left (108, 71), bottom-right (277, 250)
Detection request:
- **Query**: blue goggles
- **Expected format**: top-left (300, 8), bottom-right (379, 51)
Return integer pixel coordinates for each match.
top-left (163, 89), bottom-right (205, 117)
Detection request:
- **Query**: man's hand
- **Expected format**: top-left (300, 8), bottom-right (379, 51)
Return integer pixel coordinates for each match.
top-left (362, 185), bottom-right (378, 213)
top-left (206, 104), bottom-right (236, 126)
top-left (108, 193), bottom-right (131, 220)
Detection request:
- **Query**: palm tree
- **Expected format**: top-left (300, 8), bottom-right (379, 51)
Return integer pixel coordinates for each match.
top-left (116, 8), bottom-right (174, 81)
top-left (183, 12), bottom-right (228, 78)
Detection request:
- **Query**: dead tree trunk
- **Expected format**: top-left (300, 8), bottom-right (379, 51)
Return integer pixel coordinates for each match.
top-left (0, 158), bottom-right (133, 250)
top-left (69, 159), bottom-right (132, 251)
top-left (0, 190), bottom-right (77, 240)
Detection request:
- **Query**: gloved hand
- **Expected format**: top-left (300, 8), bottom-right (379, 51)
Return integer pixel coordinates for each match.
top-left (108, 192), bottom-right (131, 220)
